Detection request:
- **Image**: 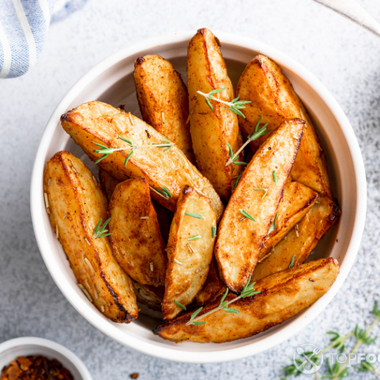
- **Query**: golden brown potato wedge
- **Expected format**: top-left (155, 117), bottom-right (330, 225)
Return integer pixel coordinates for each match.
top-left (259, 181), bottom-right (318, 260)
top-left (236, 54), bottom-right (332, 197)
top-left (215, 119), bottom-right (305, 293)
top-left (195, 260), bottom-right (225, 306)
top-left (187, 28), bottom-right (243, 201)
top-left (98, 168), bottom-right (120, 201)
top-left (162, 186), bottom-right (217, 320)
top-left (134, 54), bottom-right (195, 163)
top-left (252, 196), bottom-right (340, 282)
top-left (44, 151), bottom-right (138, 323)
top-left (154, 258), bottom-right (339, 343)
top-left (108, 178), bottom-right (167, 286)
top-left (132, 280), bottom-right (164, 311)
top-left (61, 101), bottom-right (224, 219)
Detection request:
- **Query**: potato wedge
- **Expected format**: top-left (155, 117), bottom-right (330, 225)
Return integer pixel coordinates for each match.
top-left (134, 54), bottom-right (195, 163)
top-left (187, 28), bottom-right (243, 201)
top-left (195, 259), bottom-right (225, 305)
top-left (132, 280), bottom-right (164, 311)
top-left (154, 258), bottom-right (339, 343)
top-left (108, 178), bottom-right (167, 286)
top-left (252, 196), bottom-right (340, 281)
top-left (61, 101), bottom-right (224, 219)
top-left (162, 186), bottom-right (217, 320)
top-left (44, 151), bottom-right (138, 323)
top-left (236, 54), bottom-right (332, 197)
top-left (98, 168), bottom-right (120, 201)
top-left (215, 119), bottom-right (305, 293)
top-left (259, 181), bottom-right (318, 260)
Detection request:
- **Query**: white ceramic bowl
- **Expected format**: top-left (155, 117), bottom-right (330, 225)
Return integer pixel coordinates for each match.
top-left (0, 337), bottom-right (92, 379)
top-left (30, 31), bottom-right (366, 363)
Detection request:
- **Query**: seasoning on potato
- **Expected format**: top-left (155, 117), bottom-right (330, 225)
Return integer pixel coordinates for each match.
top-left (44, 151), bottom-right (138, 323)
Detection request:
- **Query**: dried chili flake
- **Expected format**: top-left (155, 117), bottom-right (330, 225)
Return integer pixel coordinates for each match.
top-left (0, 355), bottom-right (74, 380)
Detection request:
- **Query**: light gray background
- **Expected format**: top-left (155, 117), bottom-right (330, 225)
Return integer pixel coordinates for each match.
top-left (1, 0), bottom-right (380, 379)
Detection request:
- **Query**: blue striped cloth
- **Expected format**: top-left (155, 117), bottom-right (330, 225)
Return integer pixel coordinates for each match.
top-left (0, 0), bottom-right (88, 78)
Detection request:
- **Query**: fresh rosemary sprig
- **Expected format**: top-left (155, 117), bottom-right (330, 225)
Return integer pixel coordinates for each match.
top-left (185, 212), bottom-right (204, 219)
top-left (240, 209), bottom-right (256, 222)
top-left (225, 117), bottom-right (272, 166)
top-left (92, 137), bottom-right (174, 164)
top-left (282, 301), bottom-right (380, 380)
top-left (186, 276), bottom-right (260, 326)
top-left (196, 88), bottom-right (251, 118)
top-left (93, 218), bottom-right (112, 238)
top-left (253, 188), bottom-right (268, 199)
top-left (226, 142), bottom-right (247, 166)
top-left (151, 186), bottom-right (172, 199)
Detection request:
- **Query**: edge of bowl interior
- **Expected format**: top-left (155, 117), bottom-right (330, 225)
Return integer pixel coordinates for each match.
top-left (30, 31), bottom-right (367, 363)
top-left (0, 337), bottom-right (92, 380)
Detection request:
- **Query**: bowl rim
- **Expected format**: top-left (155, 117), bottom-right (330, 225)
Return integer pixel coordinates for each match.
top-left (0, 337), bottom-right (92, 379)
top-left (30, 30), bottom-right (367, 363)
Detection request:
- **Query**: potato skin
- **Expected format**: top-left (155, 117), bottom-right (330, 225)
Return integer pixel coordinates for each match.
top-left (252, 196), bottom-right (340, 281)
top-left (162, 186), bottom-right (217, 320)
top-left (132, 280), bottom-right (164, 311)
top-left (60, 101), bottom-right (224, 220)
top-left (236, 54), bottom-right (332, 197)
top-left (260, 181), bottom-right (318, 260)
top-left (134, 54), bottom-right (195, 163)
top-left (154, 258), bottom-right (339, 343)
top-left (98, 168), bottom-right (120, 201)
top-left (215, 119), bottom-right (305, 293)
top-left (108, 178), bottom-right (167, 286)
top-left (187, 28), bottom-right (243, 201)
top-left (44, 151), bottom-right (138, 323)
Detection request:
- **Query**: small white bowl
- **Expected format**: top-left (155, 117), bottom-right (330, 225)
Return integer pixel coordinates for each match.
top-left (0, 337), bottom-right (92, 379)
top-left (30, 31), bottom-right (366, 363)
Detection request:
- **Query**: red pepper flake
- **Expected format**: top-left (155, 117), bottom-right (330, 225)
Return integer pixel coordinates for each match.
top-left (1, 355), bottom-right (74, 380)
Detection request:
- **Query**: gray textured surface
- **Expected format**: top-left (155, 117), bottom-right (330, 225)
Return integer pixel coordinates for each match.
top-left (1, 0), bottom-right (380, 379)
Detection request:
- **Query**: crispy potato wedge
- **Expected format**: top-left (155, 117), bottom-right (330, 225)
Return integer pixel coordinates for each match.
top-left (108, 178), bottom-right (167, 286)
top-left (215, 119), bottom-right (305, 293)
top-left (61, 101), bottom-right (223, 219)
top-left (98, 168), bottom-right (120, 201)
top-left (132, 280), bottom-right (164, 311)
top-left (187, 28), bottom-right (243, 201)
top-left (154, 258), bottom-right (339, 343)
top-left (134, 54), bottom-right (195, 163)
top-left (252, 196), bottom-right (340, 281)
top-left (198, 181), bottom-right (318, 303)
top-left (162, 186), bottom-right (217, 320)
top-left (195, 259), bottom-right (225, 305)
top-left (236, 54), bottom-right (332, 197)
top-left (44, 151), bottom-right (138, 323)
top-left (259, 181), bottom-right (318, 260)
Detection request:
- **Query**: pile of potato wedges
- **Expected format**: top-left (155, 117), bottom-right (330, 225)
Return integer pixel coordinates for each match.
top-left (43, 28), bottom-right (340, 344)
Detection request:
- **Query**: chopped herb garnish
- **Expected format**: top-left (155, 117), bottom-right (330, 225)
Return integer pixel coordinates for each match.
top-left (289, 254), bottom-right (295, 268)
top-left (234, 172), bottom-right (243, 189)
top-left (188, 235), bottom-right (202, 241)
top-left (211, 222), bottom-right (216, 239)
top-left (173, 300), bottom-right (186, 310)
top-left (185, 212), bottom-right (204, 219)
top-left (93, 218), bottom-right (112, 239)
top-left (272, 170), bottom-right (277, 184)
top-left (187, 276), bottom-right (261, 326)
top-left (253, 188), bottom-right (268, 199)
top-left (226, 142), bottom-right (247, 166)
top-left (268, 214), bottom-right (278, 235)
top-left (152, 186), bottom-right (172, 199)
top-left (197, 88), bottom-right (251, 118)
top-left (239, 209), bottom-right (256, 222)
top-left (226, 117), bottom-right (272, 166)
top-left (124, 149), bottom-right (134, 166)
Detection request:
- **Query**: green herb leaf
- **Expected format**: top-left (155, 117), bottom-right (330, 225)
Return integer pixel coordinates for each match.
top-left (93, 217), bottom-right (112, 239)
top-left (162, 186), bottom-right (172, 198)
top-left (118, 136), bottom-right (133, 146)
top-left (239, 209), bottom-right (255, 222)
top-left (185, 212), bottom-right (204, 219)
top-left (192, 321), bottom-right (207, 326)
top-left (124, 149), bottom-right (134, 166)
top-left (223, 308), bottom-right (239, 314)
top-left (211, 222), bottom-right (216, 239)
top-left (267, 213), bottom-right (278, 235)
top-left (188, 235), bottom-right (202, 241)
top-left (234, 172), bottom-right (243, 190)
top-left (272, 170), bottom-right (277, 184)
top-left (220, 288), bottom-right (229, 306)
top-left (190, 307), bottom-right (203, 321)
top-left (253, 188), bottom-right (268, 199)
top-left (173, 300), bottom-right (186, 310)
top-left (289, 254), bottom-right (295, 269)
